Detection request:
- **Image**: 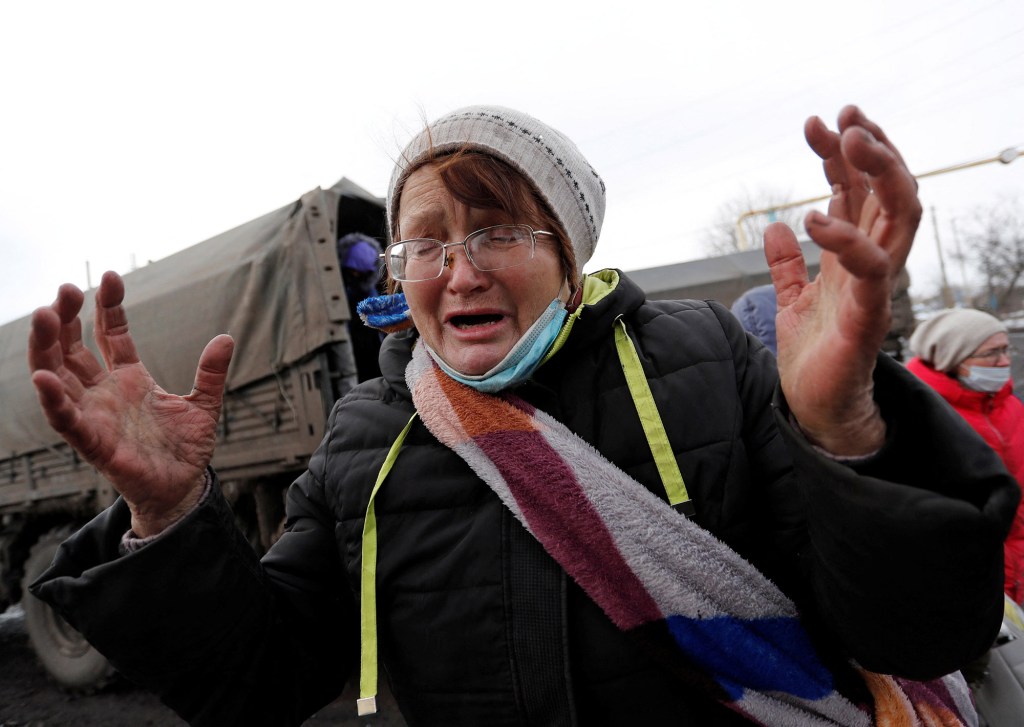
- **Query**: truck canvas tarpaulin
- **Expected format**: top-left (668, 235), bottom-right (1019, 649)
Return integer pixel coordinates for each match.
top-left (0, 177), bottom-right (383, 455)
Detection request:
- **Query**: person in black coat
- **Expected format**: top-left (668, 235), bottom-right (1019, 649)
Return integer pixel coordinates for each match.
top-left (26, 104), bottom-right (1018, 726)
top-left (337, 232), bottom-right (385, 381)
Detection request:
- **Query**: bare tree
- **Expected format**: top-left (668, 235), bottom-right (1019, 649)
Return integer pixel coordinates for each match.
top-left (701, 188), bottom-right (809, 256)
top-left (959, 196), bottom-right (1024, 313)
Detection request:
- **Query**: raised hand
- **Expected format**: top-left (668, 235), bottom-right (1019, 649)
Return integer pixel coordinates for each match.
top-left (765, 106), bottom-right (922, 456)
top-left (28, 271), bottom-right (235, 536)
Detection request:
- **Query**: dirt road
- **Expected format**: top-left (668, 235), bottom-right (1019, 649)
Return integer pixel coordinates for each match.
top-left (0, 605), bottom-right (404, 726)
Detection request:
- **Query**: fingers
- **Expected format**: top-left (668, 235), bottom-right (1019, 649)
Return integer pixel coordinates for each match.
top-left (31, 369), bottom-right (79, 433)
top-left (94, 271), bottom-right (142, 371)
top-left (28, 306), bottom-right (63, 374)
top-left (839, 126), bottom-right (922, 245)
top-left (805, 115), bottom-right (869, 221)
top-left (51, 284), bottom-right (108, 389)
top-left (804, 211), bottom-right (894, 346)
top-left (807, 106), bottom-right (922, 269)
top-left (804, 115), bottom-right (840, 161)
top-left (30, 369), bottom-right (103, 462)
top-left (28, 283), bottom-right (101, 394)
top-left (838, 115), bottom-right (921, 270)
top-left (187, 334), bottom-right (235, 415)
top-left (28, 284), bottom-right (104, 455)
top-left (53, 282), bottom-right (86, 323)
top-left (28, 283), bottom-right (84, 370)
top-left (804, 211), bottom-right (890, 281)
top-left (763, 222), bottom-right (808, 308)
top-left (837, 105), bottom-right (911, 171)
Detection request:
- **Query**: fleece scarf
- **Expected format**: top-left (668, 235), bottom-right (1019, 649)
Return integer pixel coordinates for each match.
top-left (406, 341), bottom-right (977, 727)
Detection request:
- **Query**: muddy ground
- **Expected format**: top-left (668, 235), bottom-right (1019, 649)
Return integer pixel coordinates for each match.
top-left (0, 605), bottom-right (405, 727)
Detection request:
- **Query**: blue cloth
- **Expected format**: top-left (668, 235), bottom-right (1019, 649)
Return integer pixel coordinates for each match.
top-left (356, 293), bottom-right (412, 333)
top-left (731, 284), bottom-right (778, 355)
top-left (343, 239), bottom-right (381, 273)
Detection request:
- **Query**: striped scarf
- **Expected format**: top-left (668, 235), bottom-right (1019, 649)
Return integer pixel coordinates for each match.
top-left (406, 342), bottom-right (976, 727)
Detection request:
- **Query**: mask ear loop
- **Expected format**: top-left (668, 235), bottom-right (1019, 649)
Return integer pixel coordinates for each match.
top-left (565, 282), bottom-right (583, 313)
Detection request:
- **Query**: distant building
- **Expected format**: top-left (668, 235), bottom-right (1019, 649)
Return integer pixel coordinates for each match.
top-left (625, 241), bottom-right (822, 308)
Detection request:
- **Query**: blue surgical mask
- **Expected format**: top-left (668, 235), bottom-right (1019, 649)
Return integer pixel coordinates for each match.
top-left (959, 365), bottom-right (1011, 393)
top-left (426, 297), bottom-right (568, 393)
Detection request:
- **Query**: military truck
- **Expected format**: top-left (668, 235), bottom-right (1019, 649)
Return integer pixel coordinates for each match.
top-left (0, 177), bottom-right (386, 690)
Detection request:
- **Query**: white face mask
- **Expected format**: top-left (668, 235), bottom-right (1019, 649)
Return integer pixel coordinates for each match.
top-left (958, 365), bottom-right (1011, 393)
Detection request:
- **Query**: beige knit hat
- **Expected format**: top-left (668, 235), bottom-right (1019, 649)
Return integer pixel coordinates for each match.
top-left (386, 105), bottom-right (606, 272)
top-left (908, 308), bottom-right (1007, 372)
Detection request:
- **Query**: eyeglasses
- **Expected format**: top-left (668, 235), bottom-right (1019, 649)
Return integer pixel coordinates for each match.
top-left (967, 345), bottom-right (1017, 363)
top-left (383, 225), bottom-right (555, 282)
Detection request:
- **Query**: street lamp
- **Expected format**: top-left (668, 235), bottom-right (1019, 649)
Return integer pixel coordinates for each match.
top-left (998, 147), bottom-right (1022, 165)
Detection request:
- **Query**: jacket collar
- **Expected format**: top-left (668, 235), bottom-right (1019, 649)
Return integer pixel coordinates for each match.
top-left (378, 329), bottom-right (416, 399)
top-left (546, 269), bottom-right (645, 360)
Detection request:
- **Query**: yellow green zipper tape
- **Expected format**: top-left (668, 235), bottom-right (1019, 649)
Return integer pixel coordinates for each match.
top-left (358, 413), bottom-right (417, 716)
top-left (613, 317), bottom-right (690, 510)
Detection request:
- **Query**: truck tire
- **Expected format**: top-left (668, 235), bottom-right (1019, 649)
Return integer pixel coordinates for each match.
top-left (21, 527), bottom-right (115, 691)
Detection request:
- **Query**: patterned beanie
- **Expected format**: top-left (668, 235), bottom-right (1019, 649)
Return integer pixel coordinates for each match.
top-left (908, 308), bottom-right (1007, 372)
top-left (387, 105), bottom-right (606, 272)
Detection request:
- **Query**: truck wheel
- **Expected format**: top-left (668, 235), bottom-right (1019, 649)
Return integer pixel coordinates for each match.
top-left (21, 527), bottom-right (115, 691)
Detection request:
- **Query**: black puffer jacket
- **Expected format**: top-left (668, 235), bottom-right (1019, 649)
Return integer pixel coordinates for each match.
top-left (33, 271), bottom-right (1018, 726)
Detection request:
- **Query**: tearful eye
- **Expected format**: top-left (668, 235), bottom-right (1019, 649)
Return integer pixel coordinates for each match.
top-left (405, 240), bottom-right (443, 260)
top-left (482, 229), bottom-right (527, 246)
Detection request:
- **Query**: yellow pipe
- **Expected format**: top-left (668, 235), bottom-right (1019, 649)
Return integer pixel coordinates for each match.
top-left (733, 147), bottom-right (1022, 250)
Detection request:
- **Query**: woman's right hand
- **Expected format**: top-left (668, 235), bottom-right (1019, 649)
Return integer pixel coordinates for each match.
top-left (764, 105), bottom-right (919, 456)
top-left (28, 270), bottom-right (234, 537)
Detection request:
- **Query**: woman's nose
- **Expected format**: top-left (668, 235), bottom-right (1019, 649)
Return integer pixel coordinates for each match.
top-left (444, 246), bottom-right (487, 287)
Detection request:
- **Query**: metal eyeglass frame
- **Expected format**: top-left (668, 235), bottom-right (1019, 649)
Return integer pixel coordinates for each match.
top-left (967, 345), bottom-right (1016, 363)
top-left (381, 224), bottom-right (555, 282)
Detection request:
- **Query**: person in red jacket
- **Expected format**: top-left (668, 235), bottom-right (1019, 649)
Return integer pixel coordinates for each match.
top-left (908, 308), bottom-right (1024, 602)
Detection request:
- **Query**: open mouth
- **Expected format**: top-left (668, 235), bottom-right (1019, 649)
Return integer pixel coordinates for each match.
top-left (450, 313), bottom-right (504, 329)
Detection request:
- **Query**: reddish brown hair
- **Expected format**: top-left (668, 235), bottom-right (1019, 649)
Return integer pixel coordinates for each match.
top-left (390, 148), bottom-right (577, 290)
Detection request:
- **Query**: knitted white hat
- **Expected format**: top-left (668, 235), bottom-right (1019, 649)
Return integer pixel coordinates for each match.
top-left (909, 308), bottom-right (1007, 372)
top-left (387, 105), bottom-right (606, 271)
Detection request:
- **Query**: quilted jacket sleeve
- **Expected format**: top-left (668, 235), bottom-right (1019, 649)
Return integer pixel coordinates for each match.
top-left (29, 405), bottom-right (357, 727)
top-left (773, 354), bottom-right (1020, 679)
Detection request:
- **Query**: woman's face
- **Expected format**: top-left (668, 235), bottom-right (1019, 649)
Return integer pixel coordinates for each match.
top-left (957, 331), bottom-right (1012, 377)
top-left (397, 163), bottom-right (569, 375)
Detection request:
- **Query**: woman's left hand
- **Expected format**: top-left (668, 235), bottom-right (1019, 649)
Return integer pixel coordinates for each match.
top-left (764, 105), bottom-right (921, 456)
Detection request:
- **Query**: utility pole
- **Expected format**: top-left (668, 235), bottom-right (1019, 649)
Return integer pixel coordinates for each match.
top-left (930, 206), bottom-right (955, 308)
top-left (950, 217), bottom-right (969, 304)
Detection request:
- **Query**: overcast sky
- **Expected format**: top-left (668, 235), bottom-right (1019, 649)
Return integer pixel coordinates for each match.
top-left (1, 0), bottom-right (1022, 326)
